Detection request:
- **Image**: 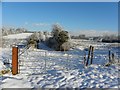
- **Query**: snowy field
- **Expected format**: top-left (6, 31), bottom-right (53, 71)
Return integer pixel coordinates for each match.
top-left (2, 33), bottom-right (33, 48)
top-left (0, 39), bottom-right (120, 89)
top-left (3, 33), bottom-right (33, 39)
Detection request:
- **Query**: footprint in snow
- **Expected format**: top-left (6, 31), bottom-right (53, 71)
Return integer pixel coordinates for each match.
top-left (54, 76), bottom-right (64, 82)
top-left (37, 79), bottom-right (45, 85)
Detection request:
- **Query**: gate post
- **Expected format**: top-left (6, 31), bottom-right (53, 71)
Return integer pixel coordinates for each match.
top-left (12, 46), bottom-right (18, 75)
top-left (86, 45), bottom-right (92, 66)
top-left (111, 53), bottom-right (114, 63)
top-left (83, 50), bottom-right (86, 65)
top-left (90, 46), bottom-right (94, 64)
top-left (109, 50), bottom-right (111, 63)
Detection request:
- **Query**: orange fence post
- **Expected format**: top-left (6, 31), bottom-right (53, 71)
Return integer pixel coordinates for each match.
top-left (12, 46), bottom-right (18, 75)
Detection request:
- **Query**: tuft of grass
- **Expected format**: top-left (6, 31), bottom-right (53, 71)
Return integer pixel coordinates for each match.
top-left (105, 62), bottom-right (111, 67)
top-left (0, 69), bottom-right (11, 75)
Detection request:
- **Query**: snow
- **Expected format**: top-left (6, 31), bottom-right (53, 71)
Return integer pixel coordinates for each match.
top-left (2, 33), bottom-right (33, 48)
top-left (0, 48), bottom-right (5, 70)
top-left (0, 61), bottom-right (5, 70)
top-left (0, 39), bottom-right (119, 88)
top-left (3, 33), bottom-right (33, 39)
top-left (1, 74), bottom-right (33, 88)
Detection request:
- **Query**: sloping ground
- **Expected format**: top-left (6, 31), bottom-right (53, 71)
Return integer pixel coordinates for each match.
top-left (25, 65), bottom-right (119, 88)
top-left (71, 39), bottom-right (119, 49)
top-left (3, 33), bottom-right (33, 39)
top-left (2, 33), bottom-right (33, 48)
top-left (1, 74), bottom-right (33, 88)
top-left (0, 48), bottom-right (3, 70)
top-left (16, 43), bottom-right (120, 88)
top-left (0, 47), bottom-right (33, 88)
top-left (0, 42), bottom-right (119, 88)
top-left (0, 63), bottom-right (32, 89)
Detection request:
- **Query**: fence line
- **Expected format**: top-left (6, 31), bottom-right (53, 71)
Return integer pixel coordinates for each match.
top-left (18, 49), bottom-right (84, 75)
top-left (18, 45), bottom-right (30, 56)
top-left (10, 44), bottom-right (119, 75)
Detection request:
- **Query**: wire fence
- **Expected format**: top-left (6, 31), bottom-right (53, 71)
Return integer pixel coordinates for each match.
top-left (18, 49), bottom-right (84, 75)
top-left (17, 44), bottom-right (119, 76)
top-left (1, 43), bottom-right (119, 76)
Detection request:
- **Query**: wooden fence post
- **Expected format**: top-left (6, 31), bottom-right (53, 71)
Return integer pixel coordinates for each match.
top-left (84, 50), bottom-right (86, 65)
top-left (109, 50), bottom-right (111, 63)
top-left (90, 46), bottom-right (94, 64)
top-left (86, 45), bottom-right (92, 66)
top-left (12, 46), bottom-right (18, 75)
top-left (111, 53), bottom-right (114, 63)
top-left (44, 51), bottom-right (47, 74)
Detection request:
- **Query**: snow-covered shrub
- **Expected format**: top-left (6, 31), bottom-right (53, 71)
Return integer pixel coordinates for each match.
top-left (46, 23), bottom-right (71, 51)
top-left (60, 42), bottom-right (71, 51)
top-left (51, 24), bottom-right (62, 37)
top-left (58, 31), bottom-right (69, 44)
top-left (44, 31), bottom-right (50, 41)
top-left (28, 39), bottom-right (37, 48)
top-left (30, 33), bottom-right (39, 42)
top-left (38, 31), bottom-right (45, 42)
top-left (2, 27), bottom-right (9, 36)
top-left (27, 33), bottom-right (39, 48)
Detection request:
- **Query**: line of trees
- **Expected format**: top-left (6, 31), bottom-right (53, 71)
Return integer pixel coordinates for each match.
top-left (71, 35), bottom-right (88, 39)
top-left (102, 34), bottom-right (120, 43)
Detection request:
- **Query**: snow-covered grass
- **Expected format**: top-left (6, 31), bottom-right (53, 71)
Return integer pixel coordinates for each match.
top-left (1, 74), bottom-right (32, 88)
top-left (2, 33), bottom-right (33, 48)
top-left (0, 39), bottom-right (119, 89)
top-left (3, 33), bottom-right (33, 39)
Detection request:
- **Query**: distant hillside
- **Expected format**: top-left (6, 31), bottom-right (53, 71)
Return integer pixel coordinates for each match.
top-left (2, 27), bottom-right (29, 36)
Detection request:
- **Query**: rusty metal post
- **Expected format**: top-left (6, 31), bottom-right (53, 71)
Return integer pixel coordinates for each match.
top-left (86, 45), bottom-right (92, 66)
top-left (90, 46), bottom-right (94, 64)
top-left (12, 46), bottom-right (18, 75)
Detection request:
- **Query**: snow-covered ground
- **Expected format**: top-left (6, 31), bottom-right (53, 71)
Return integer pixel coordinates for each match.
top-left (3, 33), bottom-right (33, 39)
top-left (0, 39), bottom-right (120, 89)
top-left (2, 33), bottom-right (33, 48)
